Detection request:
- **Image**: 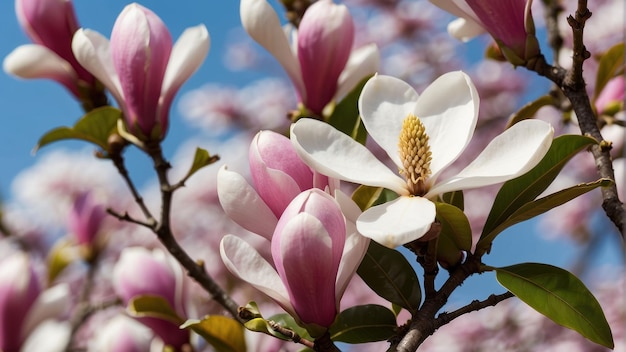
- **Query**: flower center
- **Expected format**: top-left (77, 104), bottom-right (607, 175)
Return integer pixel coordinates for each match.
top-left (398, 114), bottom-right (432, 196)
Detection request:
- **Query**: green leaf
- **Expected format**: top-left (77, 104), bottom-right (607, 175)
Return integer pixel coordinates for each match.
top-left (494, 263), bottom-right (614, 348)
top-left (478, 135), bottom-right (596, 254)
top-left (46, 239), bottom-right (79, 284)
top-left (435, 202), bottom-right (472, 268)
top-left (357, 241), bottom-right (421, 313)
top-left (268, 313), bottom-right (313, 342)
top-left (34, 106), bottom-right (121, 153)
top-left (481, 179), bottom-right (611, 246)
top-left (244, 311), bottom-right (312, 342)
top-left (329, 305), bottom-right (397, 343)
top-left (440, 190), bottom-right (464, 211)
top-left (179, 147), bottom-right (220, 184)
top-left (351, 185), bottom-right (398, 212)
top-left (127, 295), bottom-right (183, 324)
top-left (594, 43), bottom-right (624, 101)
top-left (505, 95), bottom-right (554, 129)
top-left (327, 76), bottom-right (371, 145)
top-left (181, 316), bottom-right (246, 352)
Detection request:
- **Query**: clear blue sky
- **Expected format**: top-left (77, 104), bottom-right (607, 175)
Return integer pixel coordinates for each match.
top-left (1, 0), bottom-right (622, 306)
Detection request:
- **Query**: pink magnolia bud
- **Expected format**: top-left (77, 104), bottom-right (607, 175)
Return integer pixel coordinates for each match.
top-left (111, 4), bottom-right (172, 140)
top-left (91, 315), bottom-right (155, 352)
top-left (67, 192), bottom-right (106, 247)
top-left (297, 0), bottom-right (355, 115)
top-left (72, 3), bottom-right (210, 141)
top-left (5, 0), bottom-right (95, 97)
top-left (0, 253), bottom-right (41, 351)
top-left (113, 247), bottom-right (189, 349)
top-left (595, 76), bottom-right (625, 115)
top-left (249, 130), bottom-right (315, 217)
top-left (272, 189), bottom-right (346, 331)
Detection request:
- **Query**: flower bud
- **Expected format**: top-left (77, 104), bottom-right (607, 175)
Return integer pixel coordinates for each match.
top-left (67, 192), bottom-right (106, 248)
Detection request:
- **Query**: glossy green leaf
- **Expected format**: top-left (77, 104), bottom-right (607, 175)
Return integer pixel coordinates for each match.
top-left (478, 135), bottom-right (596, 254)
top-left (505, 95), bottom-right (554, 129)
top-left (594, 43), bottom-right (624, 101)
top-left (127, 295), bottom-right (183, 324)
top-left (495, 263), bottom-right (613, 348)
top-left (435, 202), bottom-right (472, 269)
top-left (329, 304), bottom-right (397, 343)
top-left (352, 185), bottom-right (398, 212)
top-left (440, 190), bottom-right (464, 211)
top-left (179, 147), bottom-right (220, 184)
top-left (357, 241), bottom-right (421, 313)
top-left (481, 179), bottom-right (611, 246)
top-left (34, 106), bottom-right (121, 153)
top-left (327, 76), bottom-right (371, 145)
top-left (181, 315), bottom-right (246, 352)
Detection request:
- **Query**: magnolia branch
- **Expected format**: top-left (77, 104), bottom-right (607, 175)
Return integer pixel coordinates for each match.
top-left (527, 2), bottom-right (625, 240)
top-left (434, 292), bottom-right (515, 327)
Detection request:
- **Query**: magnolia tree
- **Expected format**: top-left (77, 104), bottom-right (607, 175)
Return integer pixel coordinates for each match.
top-left (1, 0), bottom-right (624, 351)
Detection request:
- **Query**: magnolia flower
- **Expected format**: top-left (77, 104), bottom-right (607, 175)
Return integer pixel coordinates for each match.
top-left (218, 130), bottom-right (336, 240)
top-left (429, 0), bottom-right (539, 65)
top-left (595, 76), bottom-right (625, 115)
top-left (72, 3), bottom-right (210, 141)
top-left (67, 192), bottom-right (106, 248)
top-left (113, 247), bottom-right (190, 349)
top-left (221, 189), bottom-right (366, 337)
top-left (291, 72), bottom-right (554, 248)
top-left (241, 0), bottom-right (379, 116)
top-left (0, 253), bottom-right (70, 352)
top-left (3, 0), bottom-right (100, 101)
top-left (90, 315), bottom-right (157, 352)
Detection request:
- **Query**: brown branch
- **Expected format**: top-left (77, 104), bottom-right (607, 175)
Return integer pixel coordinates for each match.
top-left (110, 152), bottom-right (156, 226)
top-left (143, 143), bottom-right (243, 322)
top-left (434, 292), bottom-right (515, 328)
top-left (526, 4), bottom-right (625, 240)
top-left (267, 320), bottom-right (315, 349)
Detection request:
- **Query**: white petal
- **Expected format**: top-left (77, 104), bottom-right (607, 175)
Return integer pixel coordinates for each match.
top-left (357, 196), bottom-right (436, 248)
top-left (3, 45), bottom-right (75, 82)
top-left (291, 118), bottom-right (408, 195)
top-left (416, 71), bottom-right (479, 179)
top-left (21, 284), bottom-right (70, 339)
top-left (335, 43), bottom-right (380, 101)
top-left (447, 17), bottom-right (486, 42)
top-left (240, 0), bottom-right (304, 98)
top-left (217, 165), bottom-right (277, 240)
top-left (220, 235), bottom-right (296, 316)
top-left (334, 190), bottom-right (369, 299)
top-left (428, 119), bottom-right (554, 196)
top-left (20, 320), bottom-right (71, 352)
top-left (72, 29), bottom-right (124, 105)
top-left (161, 24), bottom-right (210, 98)
top-left (358, 75), bottom-right (419, 167)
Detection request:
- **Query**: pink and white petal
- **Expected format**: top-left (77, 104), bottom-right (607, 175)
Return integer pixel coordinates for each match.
top-left (3, 45), bottom-right (77, 90)
top-left (21, 284), bottom-right (70, 340)
top-left (220, 235), bottom-right (295, 316)
top-left (358, 75), bottom-right (419, 167)
top-left (447, 17), bottom-right (487, 42)
top-left (429, 0), bottom-right (476, 19)
top-left (291, 119), bottom-right (408, 195)
top-left (335, 43), bottom-right (380, 101)
top-left (427, 119), bottom-right (554, 196)
top-left (160, 25), bottom-right (210, 110)
top-left (72, 29), bottom-right (124, 105)
top-left (253, 166), bottom-right (306, 218)
top-left (416, 71), bottom-right (479, 179)
top-left (240, 0), bottom-right (304, 99)
top-left (356, 196), bottom-right (436, 248)
top-left (335, 191), bottom-right (369, 299)
top-left (20, 320), bottom-right (71, 352)
top-left (217, 166), bottom-right (278, 240)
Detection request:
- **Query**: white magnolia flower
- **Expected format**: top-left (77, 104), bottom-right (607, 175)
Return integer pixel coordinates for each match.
top-left (291, 72), bottom-right (554, 248)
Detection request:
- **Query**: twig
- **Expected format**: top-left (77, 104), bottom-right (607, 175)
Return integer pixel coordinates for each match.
top-left (267, 320), bottom-right (315, 349)
top-left (143, 143), bottom-right (243, 322)
top-left (109, 152), bottom-right (156, 226)
top-left (106, 208), bottom-right (154, 228)
top-left (527, 4), bottom-right (625, 240)
top-left (434, 292), bottom-right (515, 328)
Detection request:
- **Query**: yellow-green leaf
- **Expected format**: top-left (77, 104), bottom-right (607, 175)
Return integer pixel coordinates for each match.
top-left (179, 147), bottom-right (220, 184)
top-left (181, 315), bottom-right (246, 352)
top-left (594, 43), bottom-right (624, 101)
top-left (127, 295), bottom-right (183, 325)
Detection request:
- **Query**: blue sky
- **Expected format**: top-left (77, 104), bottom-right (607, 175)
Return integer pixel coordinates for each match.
top-left (1, 0), bottom-right (623, 306)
